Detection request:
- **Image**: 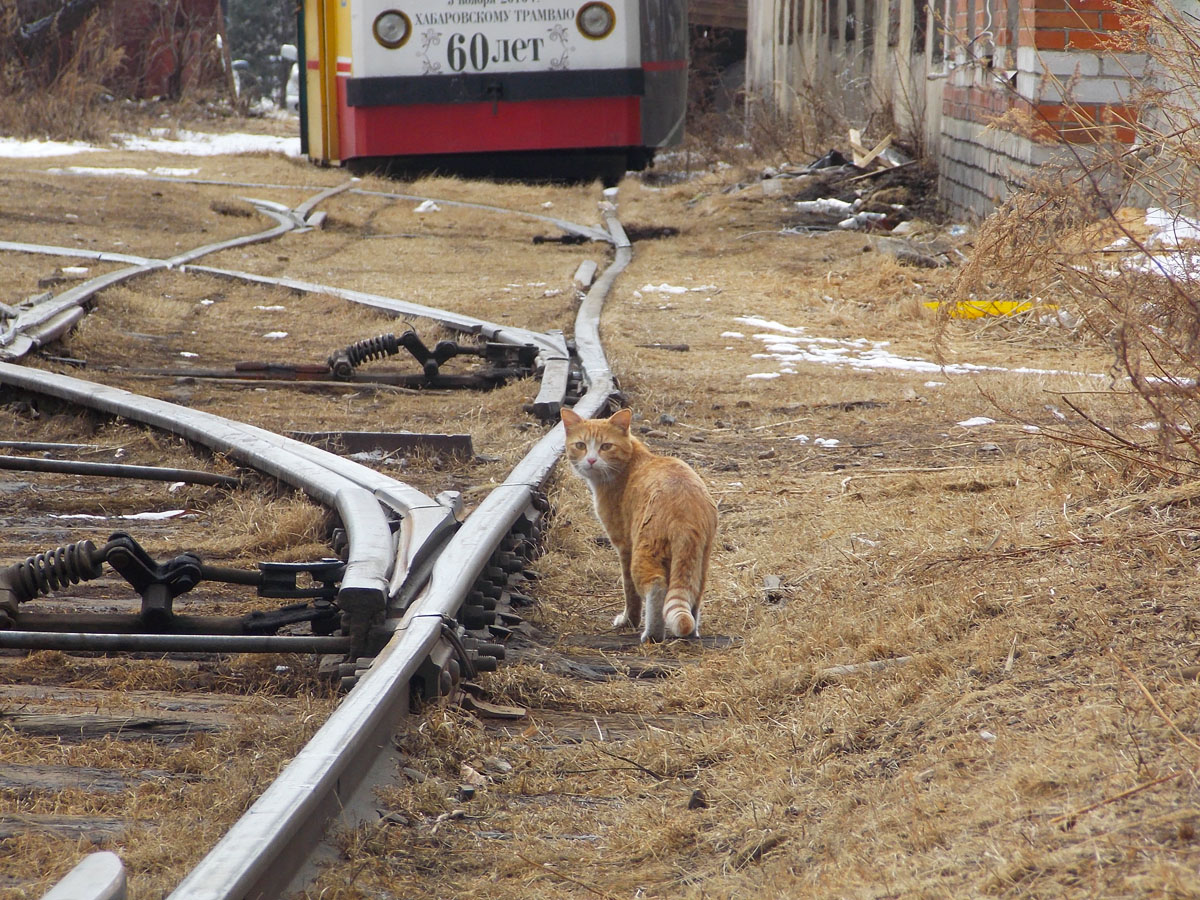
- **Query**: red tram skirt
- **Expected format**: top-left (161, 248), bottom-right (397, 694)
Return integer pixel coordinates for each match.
top-left (338, 90), bottom-right (643, 158)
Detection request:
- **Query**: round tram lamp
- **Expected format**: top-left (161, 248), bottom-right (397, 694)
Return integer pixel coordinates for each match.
top-left (576, 2), bottom-right (616, 39)
top-left (373, 10), bottom-right (412, 49)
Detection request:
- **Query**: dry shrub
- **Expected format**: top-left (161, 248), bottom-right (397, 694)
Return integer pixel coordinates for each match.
top-left (0, 4), bottom-right (125, 141)
top-left (950, 0), bottom-right (1200, 479)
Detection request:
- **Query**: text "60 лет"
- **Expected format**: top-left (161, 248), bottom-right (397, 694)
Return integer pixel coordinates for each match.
top-left (447, 33), bottom-right (546, 71)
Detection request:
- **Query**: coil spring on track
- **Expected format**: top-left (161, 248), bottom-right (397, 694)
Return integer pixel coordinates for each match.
top-left (12, 540), bottom-right (103, 603)
top-left (328, 333), bottom-right (404, 378)
top-left (344, 333), bottom-right (403, 367)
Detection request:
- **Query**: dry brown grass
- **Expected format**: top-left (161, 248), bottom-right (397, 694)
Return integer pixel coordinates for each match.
top-left (5, 110), bottom-right (1200, 898)
top-left (293, 163), bottom-right (1200, 898)
top-left (948, 0), bottom-right (1200, 484)
top-left (0, 5), bottom-right (125, 142)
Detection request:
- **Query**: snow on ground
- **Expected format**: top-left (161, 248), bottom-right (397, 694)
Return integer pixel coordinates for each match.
top-left (50, 510), bottom-right (193, 521)
top-left (732, 315), bottom-right (1103, 380)
top-left (1107, 208), bottom-right (1200, 281)
top-left (0, 137), bottom-right (98, 157)
top-left (116, 129), bottom-right (301, 157)
top-left (0, 129), bottom-right (301, 160)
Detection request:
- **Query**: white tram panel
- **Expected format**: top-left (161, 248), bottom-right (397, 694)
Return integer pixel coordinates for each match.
top-left (350, 1), bottom-right (640, 79)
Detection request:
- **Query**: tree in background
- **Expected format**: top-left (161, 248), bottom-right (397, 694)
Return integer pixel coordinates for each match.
top-left (223, 0), bottom-right (295, 106)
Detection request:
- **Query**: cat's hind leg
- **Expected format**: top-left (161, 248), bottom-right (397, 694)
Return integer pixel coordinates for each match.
top-left (613, 559), bottom-right (642, 631)
top-left (639, 581), bottom-right (667, 642)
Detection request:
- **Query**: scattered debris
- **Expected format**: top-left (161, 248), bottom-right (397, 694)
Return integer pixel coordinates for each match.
top-left (636, 342), bottom-right (689, 352)
top-left (761, 575), bottom-right (786, 604)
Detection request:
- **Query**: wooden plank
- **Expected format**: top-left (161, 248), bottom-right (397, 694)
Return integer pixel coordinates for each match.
top-left (290, 430), bottom-right (474, 458)
top-left (0, 763), bottom-right (183, 793)
top-left (0, 814), bottom-right (127, 842)
top-left (0, 712), bottom-right (221, 741)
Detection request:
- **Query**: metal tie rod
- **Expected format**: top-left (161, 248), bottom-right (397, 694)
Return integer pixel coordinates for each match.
top-left (0, 631), bottom-right (352, 654)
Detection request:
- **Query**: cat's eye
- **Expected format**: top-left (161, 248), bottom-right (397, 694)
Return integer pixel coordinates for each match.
top-left (600, 442), bottom-right (614, 451)
top-left (573, 441), bottom-right (587, 450)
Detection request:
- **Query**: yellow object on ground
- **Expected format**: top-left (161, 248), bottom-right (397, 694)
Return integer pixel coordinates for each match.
top-left (924, 299), bottom-right (1055, 319)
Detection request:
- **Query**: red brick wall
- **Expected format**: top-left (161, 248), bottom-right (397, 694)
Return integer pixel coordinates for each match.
top-left (944, 0), bottom-right (1132, 143)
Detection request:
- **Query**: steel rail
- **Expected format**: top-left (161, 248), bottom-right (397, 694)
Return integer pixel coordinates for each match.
top-left (180, 264), bottom-right (564, 357)
top-left (0, 631), bottom-right (352, 654)
top-left (42, 852), bottom-right (125, 900)
top-left (0, 361), bottom-right (438, 618)
top-left (0, 183), bottom-right (353, 360)
top-left (34, 167), bottom-right (615, 243)
top-left (180, 264), bottom-right (578, 416)
top-left (161, 203), bottom-right (628, 900)
top-left (0, 455), bottom-right (241, 486)
top-left (25, 191), bottom-right (628, 900)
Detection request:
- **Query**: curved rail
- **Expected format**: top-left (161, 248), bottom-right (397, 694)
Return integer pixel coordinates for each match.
top-left (162, 204), bottom-right (627, 900)
top-left (15, 186), bottom-right (630, 900)
top-left (0, 183), bottom-right (350, 360)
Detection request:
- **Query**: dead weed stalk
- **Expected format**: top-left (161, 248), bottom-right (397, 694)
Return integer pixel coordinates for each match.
top-left (948, 0), bottom-right (1200, 481)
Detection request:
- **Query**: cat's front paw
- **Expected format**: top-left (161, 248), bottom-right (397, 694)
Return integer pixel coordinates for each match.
top-left (613, 612), bottom-right (631, 630)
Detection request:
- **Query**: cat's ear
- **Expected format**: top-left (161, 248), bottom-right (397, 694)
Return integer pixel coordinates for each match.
top-left (560, 408), bottom-right (583, 428)
top-left (609, 408), bottom-right (633, 433)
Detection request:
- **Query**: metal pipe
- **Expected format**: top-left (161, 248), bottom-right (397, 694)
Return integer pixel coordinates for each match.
top-left (0, 455), bottom-right (241, 487)
top-left (0, 441), bottom-right (102, 451)
top-left (0, 631), bottom-right (351, 653)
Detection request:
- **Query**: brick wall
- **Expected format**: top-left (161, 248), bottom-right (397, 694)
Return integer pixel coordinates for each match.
top-left (937, 0), bottom-right (1138, 215)
top-left (745, 0), bottom-right (1139, 217)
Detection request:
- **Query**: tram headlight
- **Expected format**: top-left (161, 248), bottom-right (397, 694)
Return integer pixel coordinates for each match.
top-left (576, 2), bottom-right (616, 39)
top-left (373, 10), bottom-right (412, 49)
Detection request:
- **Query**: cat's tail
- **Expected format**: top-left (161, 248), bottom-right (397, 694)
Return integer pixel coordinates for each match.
top-left (663, 590), bottom-right (696, 638)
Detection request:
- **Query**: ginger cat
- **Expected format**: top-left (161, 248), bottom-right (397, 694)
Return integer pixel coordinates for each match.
top-left (560, 407), bottom-right (717, 642)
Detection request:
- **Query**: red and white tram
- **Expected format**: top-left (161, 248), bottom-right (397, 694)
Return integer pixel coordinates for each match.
top-left (299, 0), bottom-right (687, 181)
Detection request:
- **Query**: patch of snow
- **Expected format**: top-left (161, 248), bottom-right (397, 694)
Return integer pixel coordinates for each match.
top-left (0, 137), bottom-right (98, 158)
top-left (51, 509), bottom-right (193, 521)
top-left (794, 198), bottom-right (854, 216)
top-left (814, 437), bottom-right (840, 447)
top-left (179, 351), bottom-right (199, 358)
top-left (263, 331), bottom-right (288, 340)
top-left (735, 316), bottom-right (1103, 379)
top-left (1145, 207), bottom-right (1200, 248)
top-left (641, 283), bottom-right (719, 294)
top-left (61, 266), bottom-right (89, 276)
top-left (152, 167), bottom-right (200, 177)
top-left (957, 416), bottom-right (996, 427)
top-left (746, 372), bottom-right (781, 380)
top-left (118, 129), bottom-right (302, 157)
top-left (61, 165), bottom-right (149, 177)
top-left (838, 211), bottom-right (887, 230)
top-left (254, 305), bottom-right (286, 311)
top-left (720, 332), bottom-right (745, 338)
top-left (414, 199), bottom-right (441, 213)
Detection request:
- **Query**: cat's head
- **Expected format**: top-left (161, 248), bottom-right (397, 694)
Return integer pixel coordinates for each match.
top-left (560, 407), bottom-right (635, 484)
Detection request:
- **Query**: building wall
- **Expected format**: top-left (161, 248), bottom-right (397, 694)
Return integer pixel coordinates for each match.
top-left (746, 0), bottom-right (1137, 216)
